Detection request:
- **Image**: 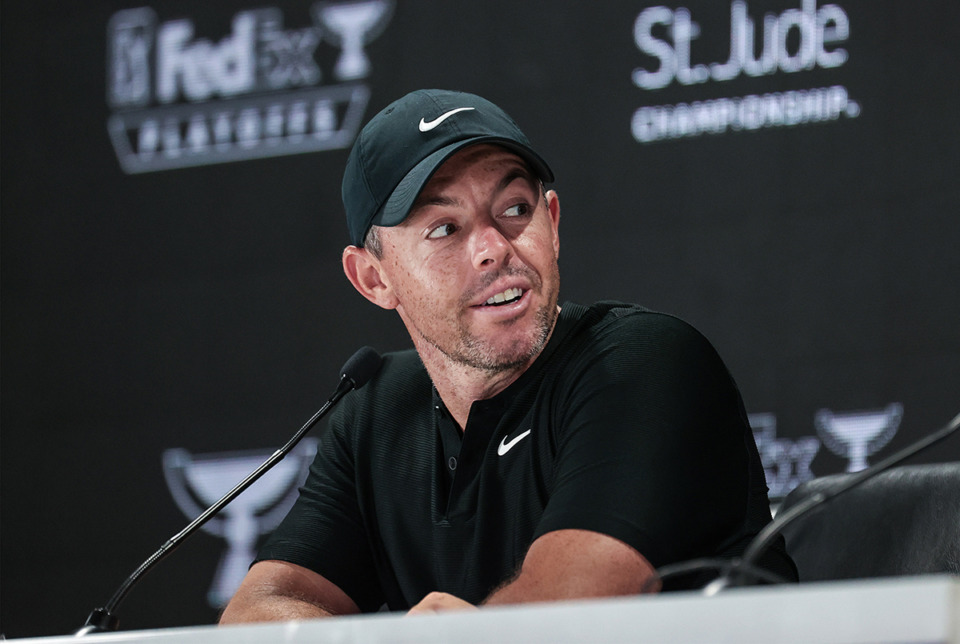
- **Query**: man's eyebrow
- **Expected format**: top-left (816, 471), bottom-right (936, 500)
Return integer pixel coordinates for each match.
top-left (495, 166), bottom-right (538, 196)
top-left (411, 193), bottom-right (461, 213)
top-left (410, 163), bottom-right (537, 214)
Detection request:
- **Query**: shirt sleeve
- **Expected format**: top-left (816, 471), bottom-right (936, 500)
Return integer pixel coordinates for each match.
top-left (533, 311), bottom-right (752, 568)
top-left (255, 402), bottom-right (385, 612)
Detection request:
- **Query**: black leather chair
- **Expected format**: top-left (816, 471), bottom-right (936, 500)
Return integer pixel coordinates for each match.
top-left (779, 462), bottom-right (960, 582)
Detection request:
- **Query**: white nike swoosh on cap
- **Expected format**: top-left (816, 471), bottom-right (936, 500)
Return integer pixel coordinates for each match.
top-left (497, 429), bottom-right (532, 456)
top-left (418, 107), bottom-right (475, 132)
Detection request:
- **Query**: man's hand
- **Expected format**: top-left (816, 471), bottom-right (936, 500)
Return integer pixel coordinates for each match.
top-left (406, 592), bottom-right (478, 616)
top-left (405, 529), bottom-right (658, 616)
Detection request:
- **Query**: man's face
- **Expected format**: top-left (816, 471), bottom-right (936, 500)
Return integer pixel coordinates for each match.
top-left (374, 144), bottom-right (561, 373)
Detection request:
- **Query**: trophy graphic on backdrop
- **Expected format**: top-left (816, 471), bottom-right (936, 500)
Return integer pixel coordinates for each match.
top-left (815, 403), bottom-right (903, 472)
top-left (163, 439), bottom-right (318, 607)
top-left (313, 0), bottom-right (394, 81)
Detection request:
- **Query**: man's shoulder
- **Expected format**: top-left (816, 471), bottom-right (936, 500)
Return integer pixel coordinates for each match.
top-left (366, 347), bottom-right (429, 393)
top-left (548, 300), bottom-right (721, 377)
top-left (379, 347), bottom-right (425, 372)
top-left (568, 300), bottom-right (703, 342)
top-left (332, 347), bottom-right (431, 434)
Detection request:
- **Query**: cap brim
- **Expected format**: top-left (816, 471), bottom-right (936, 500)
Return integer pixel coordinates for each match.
top-left (371, 136), bottom-right (554, 229)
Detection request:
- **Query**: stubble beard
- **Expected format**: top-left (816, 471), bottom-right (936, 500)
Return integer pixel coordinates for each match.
top-left (420, 262), bottom-right (560, 374)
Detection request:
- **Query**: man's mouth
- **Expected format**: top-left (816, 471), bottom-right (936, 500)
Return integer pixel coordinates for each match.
top-left (483, 287), bottom-right (524, 306)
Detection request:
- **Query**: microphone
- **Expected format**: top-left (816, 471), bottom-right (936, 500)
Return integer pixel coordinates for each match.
top-left (76, 347), bottom-right (382, 635)
top-left (652, 410), bottom-right (960, 593)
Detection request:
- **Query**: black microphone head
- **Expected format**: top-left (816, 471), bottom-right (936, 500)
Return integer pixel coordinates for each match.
top-left (341, 346), bottom-right (382, 389)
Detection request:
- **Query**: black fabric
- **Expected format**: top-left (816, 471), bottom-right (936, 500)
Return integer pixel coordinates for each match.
top-left (780, 462), bottom-right (960, 582)
top-left (257, 301), bottom-right (796, 611)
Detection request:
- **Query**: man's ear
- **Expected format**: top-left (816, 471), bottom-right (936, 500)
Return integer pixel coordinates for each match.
top-left (342, 246), bottom-right (400, 310)
top-left (546, 189), bottom-right (561, 257)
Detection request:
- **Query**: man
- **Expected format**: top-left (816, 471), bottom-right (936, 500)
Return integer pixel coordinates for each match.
top-left (220, 89), bottom-right (795, 622)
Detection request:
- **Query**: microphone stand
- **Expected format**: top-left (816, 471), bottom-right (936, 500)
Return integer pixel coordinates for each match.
top-left (650, 411), bottom-right (960, 594)
top-left (703, 411), bottom-right (960, 594)
top-left (77, 347), bottom-right (381, 635)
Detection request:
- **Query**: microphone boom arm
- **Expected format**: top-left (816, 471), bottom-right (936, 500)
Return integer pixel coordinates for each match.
top-left (740, 411), bottom-right (960, 570)
top-left (78, 347), bottom-right (382, 635)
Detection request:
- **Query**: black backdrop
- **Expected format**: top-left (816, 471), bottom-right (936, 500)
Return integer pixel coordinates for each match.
top-left (2, 0), bottom-right (958, 637)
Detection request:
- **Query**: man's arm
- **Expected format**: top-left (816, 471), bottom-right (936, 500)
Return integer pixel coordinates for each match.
top-left (219, 560), bottom-right (360, 624)
top-left (485, 528), bottom-right (660, 603)
top-left (406, 528), bottom-right (659, 614)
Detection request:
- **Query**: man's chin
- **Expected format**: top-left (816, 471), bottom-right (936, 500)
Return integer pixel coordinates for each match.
top-left (460, 324), bottom-right (553, 373)
top-left (457, 350), bottom-right (536, 374)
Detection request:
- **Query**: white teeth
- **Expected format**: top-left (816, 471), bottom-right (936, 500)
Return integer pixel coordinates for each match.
top-left (485, 287), bottom-right (522, 305)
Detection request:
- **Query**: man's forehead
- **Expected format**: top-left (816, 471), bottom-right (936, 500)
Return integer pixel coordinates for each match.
top-left (420, 145), bottom-right (535, 194)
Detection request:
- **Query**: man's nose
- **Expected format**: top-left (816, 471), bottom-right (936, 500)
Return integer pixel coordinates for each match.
top-left (471, 221), bottom-right (511, 270)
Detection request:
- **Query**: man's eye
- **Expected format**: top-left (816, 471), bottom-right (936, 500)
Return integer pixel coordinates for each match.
top-left (503, 203), bottom-right (530, 218)
top-left (427, 223), bottom-right (458, 239)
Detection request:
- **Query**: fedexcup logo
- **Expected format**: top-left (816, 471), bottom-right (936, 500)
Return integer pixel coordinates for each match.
top-left (749, 412), bottom-right (820, 499)
top-left (107, 1), bottom-right (394, 173)
top-left (815, 403), bottom-right (903, 472)
top-left (162, 439), bottom-right (318, 608)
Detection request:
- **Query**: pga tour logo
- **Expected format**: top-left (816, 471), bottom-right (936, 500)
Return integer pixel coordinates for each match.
top-left (107, 1), bottom-right (394, 173)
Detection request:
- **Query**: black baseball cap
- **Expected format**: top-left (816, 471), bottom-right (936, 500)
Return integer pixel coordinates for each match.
top-left (341, 89), bottom-right (554, 247)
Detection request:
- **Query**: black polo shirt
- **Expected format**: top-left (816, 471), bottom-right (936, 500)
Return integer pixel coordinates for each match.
top-left (257, 301), bottom-right (795, 611)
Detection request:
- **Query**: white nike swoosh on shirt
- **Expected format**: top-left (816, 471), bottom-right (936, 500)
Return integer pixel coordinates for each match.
top-left (418, 107), bottom-right (475, 132)
top-left (497, 429), bottom-right (532, 456)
